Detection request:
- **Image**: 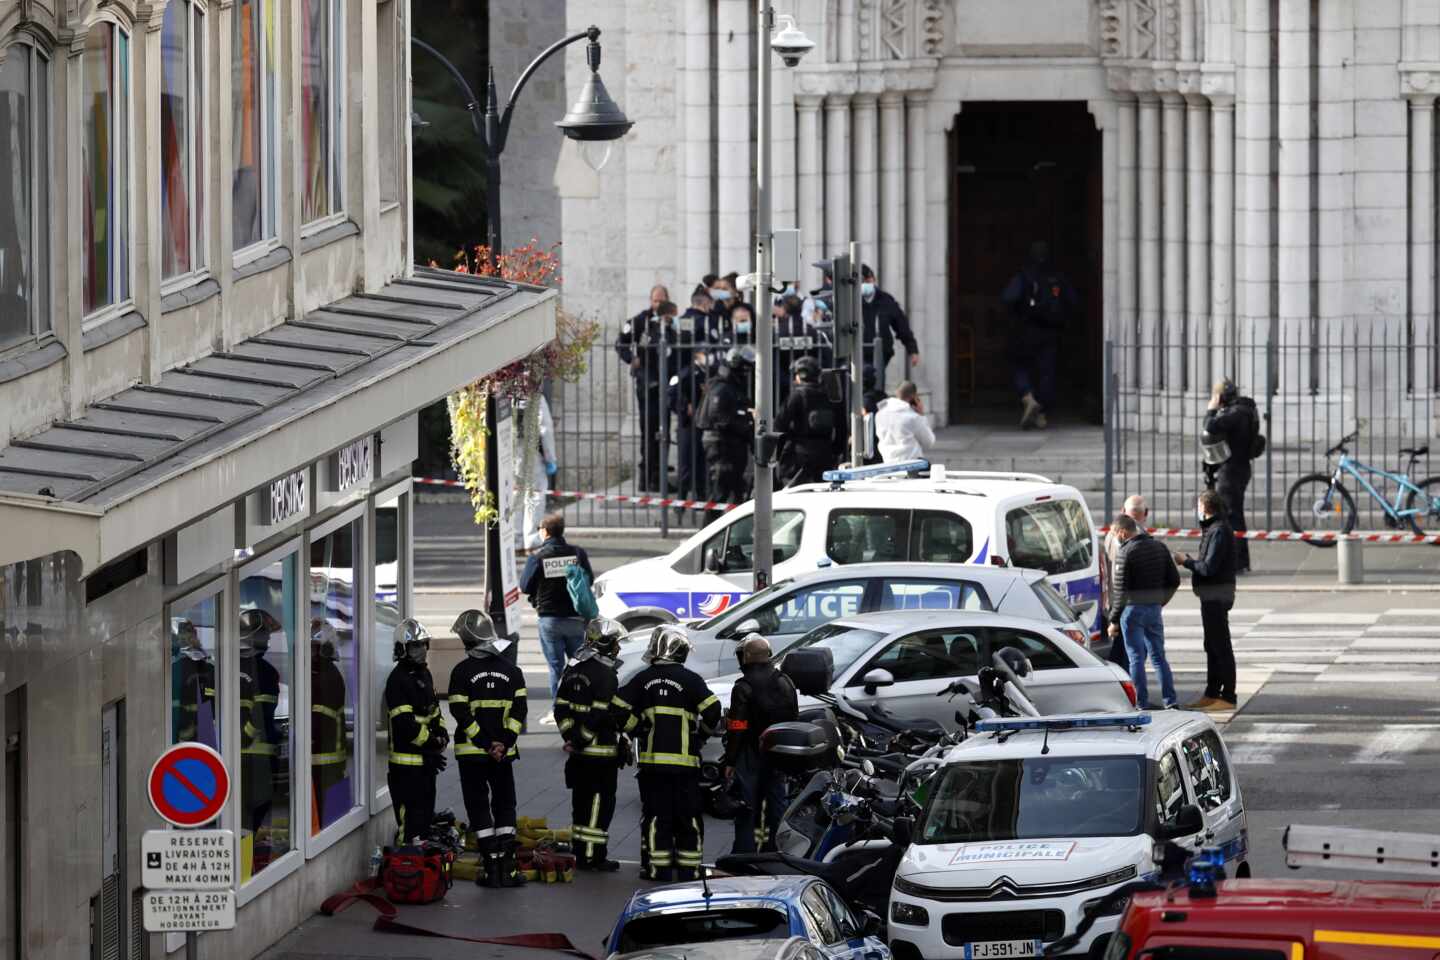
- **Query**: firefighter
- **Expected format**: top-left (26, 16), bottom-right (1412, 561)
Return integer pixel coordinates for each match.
top-left (554, 618), bottom-right (629, 872)
top-left (614, 626), bottom-right (723, 882)
top-left (447, 610), bottom-right (528, 887)
top-left (384, 618), bottom-right (448, 845)
top-left (724, 634), bottom-right (799, 853)
top-left (171, 619), bottom-right (215, 745)
top-left (310, 620), bottom-right (348, 828)
top-left (775, 355), bottom-right (841, 488)
top-left (239, 609), bottom-right (281, 835)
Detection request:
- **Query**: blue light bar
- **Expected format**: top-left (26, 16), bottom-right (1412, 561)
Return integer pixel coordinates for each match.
top-left (822, 460), bottom-right (930, 483)
top-left (975, 713), bottom-right (1152, 733)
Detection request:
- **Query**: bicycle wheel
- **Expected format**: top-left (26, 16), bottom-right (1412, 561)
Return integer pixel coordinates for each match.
top-left (1403, 476), bottom-right (1440, 540)
top-left (1285, 474), bottom-right (1356, 547)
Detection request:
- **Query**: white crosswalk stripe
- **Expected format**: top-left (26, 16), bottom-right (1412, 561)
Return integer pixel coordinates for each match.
top-left (1223, 723), bottom-right (1315, 764)
top-left (1350, 725), bottom-right (1440, 765)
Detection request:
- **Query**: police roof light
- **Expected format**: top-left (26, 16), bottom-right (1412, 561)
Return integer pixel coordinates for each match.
top-left (821, 460), bottom-right (930, 484)
top-left (974, 713), bottom-right (1152, 733)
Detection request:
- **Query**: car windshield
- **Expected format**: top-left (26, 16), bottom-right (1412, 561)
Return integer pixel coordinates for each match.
top-left (618, 907), bottom-right (790, 953)
top-left (920, 756), bottom-right (1145, 843)
top-left (785, 623), bottom-right (887, 677)
top-left (696, 579), bottom-right (795, 632)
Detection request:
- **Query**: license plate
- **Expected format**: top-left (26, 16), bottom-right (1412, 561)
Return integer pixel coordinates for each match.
top-left (964, 941), bottom-right (1041, 959)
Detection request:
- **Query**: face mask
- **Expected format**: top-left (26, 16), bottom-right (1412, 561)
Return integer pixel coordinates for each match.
top-left (861, 282), bottom-right (876, 300)
top-left (736, 321), bottom-right (752, 334)
top-left (406, 642), bottom-right (428, 665)
top-left (710, 288), bottom-right (733, 302)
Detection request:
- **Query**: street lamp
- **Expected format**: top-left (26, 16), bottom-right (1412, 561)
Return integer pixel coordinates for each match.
top-left (412, 28), bottom-right (632, 643)
top-left (751, 9), bottom-right (814, 591)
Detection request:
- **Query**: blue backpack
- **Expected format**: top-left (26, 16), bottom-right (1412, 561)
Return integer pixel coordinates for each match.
top-left (566, 562), bottom-right (599, 620)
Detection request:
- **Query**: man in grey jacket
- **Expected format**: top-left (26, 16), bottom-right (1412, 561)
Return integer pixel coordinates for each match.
top-left (1107, 514), bottom-right (1181, 709)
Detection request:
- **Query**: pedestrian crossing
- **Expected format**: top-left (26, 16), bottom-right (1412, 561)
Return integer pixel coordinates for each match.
top-left (1221, 721), bottom-right (1440, 766)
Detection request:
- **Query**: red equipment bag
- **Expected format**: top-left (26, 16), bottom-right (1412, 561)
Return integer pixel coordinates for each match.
top-left (380, 844), bottom-right (453, 904)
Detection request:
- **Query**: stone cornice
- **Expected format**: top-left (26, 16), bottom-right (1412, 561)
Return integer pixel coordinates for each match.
top-left (793, 59), bottom-right (939, 98)
top-left (1399, 62), bottom-right (1440, 99)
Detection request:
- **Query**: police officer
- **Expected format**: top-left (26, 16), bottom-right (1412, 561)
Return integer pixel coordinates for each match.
top-left (860, 265), bottom-right (920, 394)
top-left (669, 348), bottom-right (711, 507)
top-left (616, 299), bottom-right (691, 491)
top-left (239, 610), bottom-right (281, 835)
top-left (310, 620), bottom-right (348, 828)
top-left (384, 619), bottom-right (449, 845)
top-left (696, 347), bottom-right (754, 524)
top-left (1203, 378), bottom-right (1258, 573)
top-left (554, 619), bottom-right (628, 872)
top-left (724, 635), bottom-right (798, 854)
top-left (775, 356), bottom-right (841, 488)
top-left (447, 610), bottom-right (528, 887)
top-left (615, 627), bottom-right (723, 882)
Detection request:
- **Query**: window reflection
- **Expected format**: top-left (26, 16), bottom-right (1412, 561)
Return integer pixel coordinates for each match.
top-left (239, 554), bottom-right (296, 882)
top-left (374, 496), bottom-right (403, 777)
top-left (170, 596), bottom-right (219, 751)
top-left (309, 520), bottom-right (360, 832)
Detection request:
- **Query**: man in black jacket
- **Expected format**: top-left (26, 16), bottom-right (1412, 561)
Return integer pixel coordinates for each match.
top-left (520, 512), bottom-right (596, 705)
top-left (1106, 515), bottom-right (1181, 709)
top-left (1175, 490), bottom-right (1238, 710)
top-left (555, 619), bottom-right (628, 871)
top-left (1203, 379), bottom-right (1257, 573)
top-left (860, 265), bottom-right (920, 394)
top-left (616, 294), bottom-right (689, 490)
top-left (724, 635), bottom-right (798, 853)
top-left (696, 348), bottom-right (753, 524)
top-left (775, 356), bottom-right (840, 488)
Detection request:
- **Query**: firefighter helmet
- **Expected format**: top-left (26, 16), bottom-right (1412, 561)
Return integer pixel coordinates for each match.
top-left (585, 618), bottom-right (627, 661)
top-left (453, 609), bottom-right (509, 657)
top-left (393, 618), bottom-right (431, 662)
top-left (644, 624), bottom-right (691, 665)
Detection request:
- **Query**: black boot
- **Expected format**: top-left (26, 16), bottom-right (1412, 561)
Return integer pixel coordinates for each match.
top-left (500, 849), bottom-right (528, 887)
top-left (479, 853), bottom-right (503, 888)
top-left (590, 845), bottom-right (620, 872)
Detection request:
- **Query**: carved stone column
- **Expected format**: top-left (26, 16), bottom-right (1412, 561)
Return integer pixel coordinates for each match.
top-left (1137, 89), bottom-right (1161, 389)
top-left (796, 94), bottom-right (824, 287)
top-left (852, 93), bottom-right (880, 268)
top-left (717, 0), bottom-right (751, 271)
top-left (1116, 89), bottom-right (1137, 358)
top-left (824, 94), bottom-right (852, 259)
top-left (1408, 91), bottom-right (1437, 395)
top-left (1160, 87), bottom-right (1185, 392)
top-left (1184, 89), bottom-right (1210, 391)
top-left (879, 91), bottom-right (906, 303)
top-left (905, 93), bottom-right (928, 339)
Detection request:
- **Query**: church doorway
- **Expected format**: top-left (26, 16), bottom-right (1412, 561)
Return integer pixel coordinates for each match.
top-left (947, 101), bottom-right (1103, 424)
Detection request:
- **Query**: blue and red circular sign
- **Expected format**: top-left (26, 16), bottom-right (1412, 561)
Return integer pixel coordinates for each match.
top-left (148, 743), bottom-right (230, 828)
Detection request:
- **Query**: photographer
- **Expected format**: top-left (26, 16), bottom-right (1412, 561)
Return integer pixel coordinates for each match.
top-left (874, 381), bottom-right (935, 464)
top-left (1202, 379), bottom-right (1261, 573)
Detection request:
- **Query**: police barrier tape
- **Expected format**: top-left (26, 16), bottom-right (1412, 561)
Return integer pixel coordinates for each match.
top-left (1098, 526), bottom-right (1440, 544)
top-left (413, 477), bottom-right (741, 513)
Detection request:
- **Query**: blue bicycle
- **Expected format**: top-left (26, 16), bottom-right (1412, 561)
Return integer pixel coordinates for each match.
top-left (1286, 432), bottom-right (1440, 544)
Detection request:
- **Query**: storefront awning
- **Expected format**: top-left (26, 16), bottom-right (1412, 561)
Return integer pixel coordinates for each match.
top-left (0, 268), bottom-right (556, 574)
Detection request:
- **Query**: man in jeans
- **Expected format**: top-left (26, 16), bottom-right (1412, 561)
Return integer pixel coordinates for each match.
top-left (520, 512), bottom-right (595, 723)
top-left (1106, 514), bottom-right (1181, 709)
top-left (1102, 494), bottom-right (1151, 673)
top-left (1175, 490), bottom-right (1238, 710)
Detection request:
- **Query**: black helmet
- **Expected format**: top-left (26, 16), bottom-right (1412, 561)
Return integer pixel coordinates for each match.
top-left (393, 618), bottom-right (431, 662)
top-left (994, 646), bottom-right (1033, 679)
top-left (724, 346), bottom-right (755, 370)
top-left (585, 618), bottom-right (626, 660)
top-left (791, 356), bottom-right (820, 383)
top-left (453, 609), bottom-right (508, 657)
top-left (862, 364), bottom-right (878, 390)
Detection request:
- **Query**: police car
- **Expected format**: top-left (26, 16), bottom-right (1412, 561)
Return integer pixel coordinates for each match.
top-left (593, 462), bottom-right (1104, 640)
top-left (887, 711), bottom-right (1247, 960)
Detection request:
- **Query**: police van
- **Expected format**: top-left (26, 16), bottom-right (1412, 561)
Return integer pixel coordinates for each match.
top-left (887, 711), bottom-right (1247, 960)
top-left (593, 461), bottom-right (1104, 641)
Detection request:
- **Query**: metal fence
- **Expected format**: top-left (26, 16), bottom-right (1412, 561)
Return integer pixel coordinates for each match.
top-left (547, 335), bottom-right (893, 530)
top-left (1105, 327), bottom-right (1439, 531)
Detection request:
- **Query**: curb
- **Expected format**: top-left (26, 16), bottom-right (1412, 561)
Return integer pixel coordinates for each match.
top-left (1236, 583), bottom-right (1440, 593)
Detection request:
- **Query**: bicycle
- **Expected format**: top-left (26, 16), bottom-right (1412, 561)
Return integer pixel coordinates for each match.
top-left (1285, 432), bottom-right (1440, 545)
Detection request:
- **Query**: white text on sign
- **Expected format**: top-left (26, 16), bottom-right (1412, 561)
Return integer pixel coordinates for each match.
top-left (142, 829), bottom-right (234, 890)
top-left (142, 890), bottom-right (236, 933)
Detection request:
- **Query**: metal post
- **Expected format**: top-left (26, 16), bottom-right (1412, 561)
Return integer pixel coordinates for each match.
top-left (752, 0), bottom-right (776, 590)
top-left (1103, 339), bottom-right (1114, 521)
top-left (847, 245), bottom-right (864, 464)
top-left (186, 933), bottom-right (198, 960)
top-left (660, 336), bottom-right (671, 537)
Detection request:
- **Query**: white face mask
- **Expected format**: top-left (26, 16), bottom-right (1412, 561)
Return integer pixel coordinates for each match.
top-left (710, 288), bottom-right (733, 302)
top-left (736, 320), bottom-right (752, 334)
top-left (861, 282), bottom-right (876, 300)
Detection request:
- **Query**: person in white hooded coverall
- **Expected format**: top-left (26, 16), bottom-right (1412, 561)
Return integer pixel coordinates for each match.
top-left (873, 381), bottom-right (935, 463)
top-left (517, 395), bottom-right (558, 551)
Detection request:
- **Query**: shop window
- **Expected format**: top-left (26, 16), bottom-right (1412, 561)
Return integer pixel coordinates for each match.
top-left (160, 0), bottom-right (207, 280)
top-left (170, 593), bottom-right (220, 752)
top-left (238, 553), bottom-right (297, 883)
top-left (232, 0), bottom-right (278, 253)
top-left (373, 494), bottom-right (404, 794)
top-left (300, 0), bottom-right (343, 225)
top-left (83, 21), bottom-right (131, 316)
top-left (376, 0), bottom-right (400, 203)
top-left (309, 519), bottom-right (361, 834)
top-left (0, 42), bottom-right (49, 349)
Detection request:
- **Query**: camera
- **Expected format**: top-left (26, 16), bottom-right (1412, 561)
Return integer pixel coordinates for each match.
top-left (771, 17), bottom-right (815, 68)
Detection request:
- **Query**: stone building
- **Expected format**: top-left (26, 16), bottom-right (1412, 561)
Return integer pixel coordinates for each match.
top-left (0, 2), bottom-right (553, 958)
top-left (552, 0), bottom-right (1440, 437)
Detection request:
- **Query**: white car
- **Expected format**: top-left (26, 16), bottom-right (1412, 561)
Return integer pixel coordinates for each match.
top-left (593, 463), bottom-right (1105, 642)
top-left (614, 563), bottom-right (1094, 685)
top-left (887, 711), bottom-right (1247, 960)
top-left (704, 610), bottom-right (1136, 731)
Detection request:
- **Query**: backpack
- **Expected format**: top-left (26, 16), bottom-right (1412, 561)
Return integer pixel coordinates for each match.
top-left (381, 843), bottom-right (453, 904)
top-left (1234, 396), bottom-right (1266, 459)
top-left (566, 562), bottom-right (599, 620)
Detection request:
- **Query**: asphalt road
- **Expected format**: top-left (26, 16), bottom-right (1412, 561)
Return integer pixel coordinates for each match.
top-left (263, 501), bottom-right (1440, 960)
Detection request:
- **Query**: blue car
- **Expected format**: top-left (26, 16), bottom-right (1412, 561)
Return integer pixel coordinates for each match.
top-left (606, 876), bottom-right (891, 960)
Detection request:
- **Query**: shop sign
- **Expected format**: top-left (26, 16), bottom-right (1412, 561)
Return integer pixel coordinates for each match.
top-left (142, 890), bottom-right (236, 933)
top-left (259, 470), bottom-right (308, 526)
top-left (142, 829), bottom-right (234, 890)
top-left (326, 436), bottom-right (374, 493)
top-left (494, 409), bottom-right (523, 636)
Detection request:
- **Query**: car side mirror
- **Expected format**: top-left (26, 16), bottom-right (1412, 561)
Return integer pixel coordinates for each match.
top-left (705, 553), bottom-right (725, 574)
top-left (722, 617), bottom-right (761, 641)
top-left (1160, 803), bottom-right (1205, 840)
top-left (860, 910), bottom-right (883, 937)
top-left (860, 668), bottom-right (894, 694)
top-left (892, 815), bottom-right (914, 847)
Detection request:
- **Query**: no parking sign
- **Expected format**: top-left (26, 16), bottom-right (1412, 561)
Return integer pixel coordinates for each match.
top-left (147, 742), bottom-right (230, 828)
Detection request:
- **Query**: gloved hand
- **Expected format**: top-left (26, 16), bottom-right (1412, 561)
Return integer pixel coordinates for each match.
top-left (431, 725), bottom-right (450, 751)
top-left (545, 460), bottom-right (558, 477)
top-left (425, 752), bottom-right (449, 774)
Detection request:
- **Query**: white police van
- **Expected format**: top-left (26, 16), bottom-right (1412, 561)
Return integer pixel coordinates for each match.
top-left (593, 461), bottom-right (1104, 641)
top-left (887, 711), bottom-right (1247, 960)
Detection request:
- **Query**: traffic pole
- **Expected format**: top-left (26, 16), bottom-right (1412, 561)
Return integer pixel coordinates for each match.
top-left (847, 244), bottom-right (863, 465)
top-left (752, 0), bottom-right (776, 591)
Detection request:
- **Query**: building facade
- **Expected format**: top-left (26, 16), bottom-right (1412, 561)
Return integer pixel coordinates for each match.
top-left (0, 2), bottom-right (554, 958)
top-left (555, 0), bottom-right (1440, 436)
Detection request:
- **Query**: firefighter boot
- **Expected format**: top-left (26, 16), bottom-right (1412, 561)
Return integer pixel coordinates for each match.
top-left (500, 848), bottom-right (528, 887)
top-left (479, 852), bottom-right (503, 888)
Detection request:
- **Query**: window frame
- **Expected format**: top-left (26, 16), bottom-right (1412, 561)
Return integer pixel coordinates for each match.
top-left (982, 626), bottom-right (1073, 671)
top-left (232, 0), bottom-right (282, 265)
top-left (370, 481), bottom-right (411, 814)
top-left (853, 628), bottom-right (983, 686)
top-left (299, 0), bottom-right (345, 232)
top-left (1179, 729), bottom-right (1233, 813)
top-left (0, 37), bottom-right (51, 352)
top-left (303, 504), bottom-right (369, 858)
top-left (825, 507), bottom-right (910, 565)
top-left (375, 0), bottom-right (401, 206)
top-left (80, 16), bottom-right (135, 328)
top-left (703, 509), bottom-right (804, 574)
top-left (235, 538), bottom-right (303, 906)
top-left (164, 577), bottom-right (228, 758)
top-left (159, 0), bottom-right (210, 292)
top-left (910, 509), bottom-right (975, 563)
top-left (872, 577), bottom-right (991, 614)
top-left (1153, 748), bottom-right (1190, 827)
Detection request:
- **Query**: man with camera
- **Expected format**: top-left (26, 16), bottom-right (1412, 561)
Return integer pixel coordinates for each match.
top-left (1201, 379), bottom-right (1261, 573)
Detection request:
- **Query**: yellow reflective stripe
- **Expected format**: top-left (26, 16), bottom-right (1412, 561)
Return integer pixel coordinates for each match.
top-left (514, 688), bottom-right (527, 698)
top-left (239, 698), bottom-right (254, 709)
top-left (412, 726), bottom-right (430, 747)
top-left (612, 696), bottom-right (631, 710)
top-left (464, 722), bottom-right (480, 740)
top-left (254, 694), bottom-right (278, 704)
top-left (1315, 931), bottom-right (1440, 950)
top-left (312, 704), bottom-right (343, 722)
top-left (455, 743), bottom-right (485, 755)
top-left (558, 719), bottom-right (575, 732)
top-left (243, 722), bottom-right (260, 739)
top-left (312, 751), bottom-right (347, 765)
top-left (504, 717), bottom-right (523, 734)
top-left (646, 705), bottom-right (692, 718)
top-left (242, 744), bottom-right (277, 756)
top-left (448, 694), bottom-right (469, 704)
top-left (203, 688), bottom-right (215, 698)
top-left (390, 753), bottom-right (424, 766)
top-left (566, 703), bottom-right (592, 713)
top-left (578, 726), bottom-right (595, 743)
top-left (389, 704), bottom-right (414, 717)
top-left (696, 694), bottom-right (719, 713)
top-left (1290, 946), bottom-right (1302, 960)
top-left (471, 699), bottom-right (514, 709)
top-left (580, 745), bottom-right (617, 758)
top-left (638, 751), bottom-right (699, 767)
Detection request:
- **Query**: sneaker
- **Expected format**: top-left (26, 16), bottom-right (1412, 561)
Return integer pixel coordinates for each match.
top-left (1020, 393), bottom-right (1043, 429)
top-left (539, 711), bottom-right (557, 726)
top-left (1034, 412), bottom-right (1048, 430)
top-left (1184, 697), bottom-right (1219, 710)
top-left (1201, 698), bottom-right (1237, 711)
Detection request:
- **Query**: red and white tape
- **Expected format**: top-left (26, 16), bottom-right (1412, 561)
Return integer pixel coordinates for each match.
top-left (413, 477), bottom-right (740, 513)
top-left (1098, 526), bottom-right (1440, 544)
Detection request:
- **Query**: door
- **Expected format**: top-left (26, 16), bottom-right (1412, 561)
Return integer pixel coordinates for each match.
top-left (1179, 728), bottom-right (1244, 855)
top-left (1153, 748), bottom-right (1197, 846)
top-left (4, 688), bottom-right (22, 960)
top-left (845, 628), bottom-right (983, 728)
top-left (1001, 498), bottom-right (1102, 636)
